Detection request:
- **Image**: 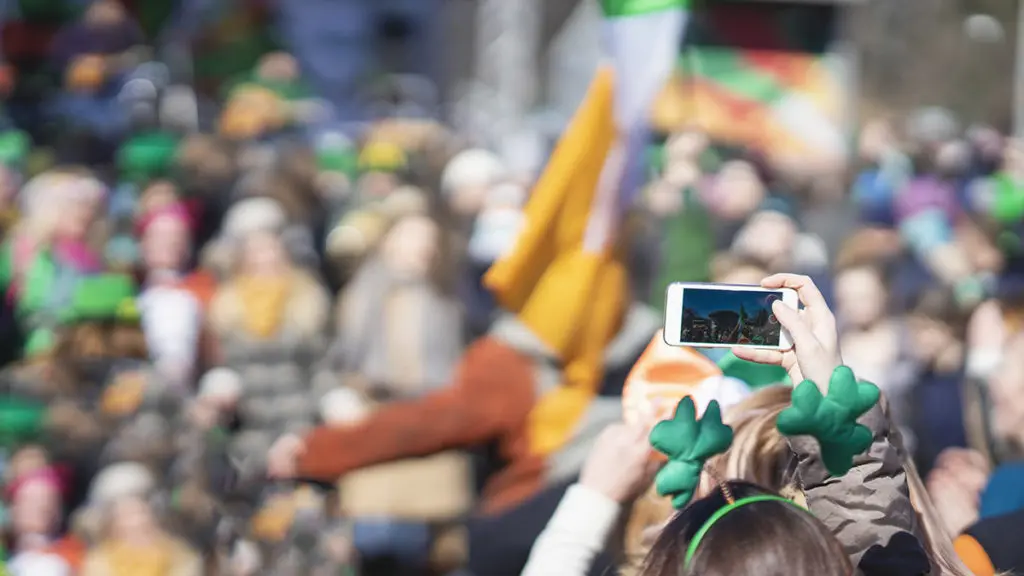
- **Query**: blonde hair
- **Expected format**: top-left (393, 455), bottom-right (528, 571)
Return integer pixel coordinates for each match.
top-left (710, 386), bottom-right (793, 487)
top-left (622, 386), bottom-right (974, 576)
top-left (894, 428), bottom-right (976, 576)
top-left (621, 387), bottom-right (791, 574)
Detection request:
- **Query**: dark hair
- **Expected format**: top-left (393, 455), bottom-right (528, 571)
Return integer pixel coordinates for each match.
top-left (906, 288), bottom-right (968, 339)
top-left (640, 481), bottom-right (851, 576)
top-left (709, 251), bottom-right (770, 282)
top-left (833, 255), bottom-right (892, 293)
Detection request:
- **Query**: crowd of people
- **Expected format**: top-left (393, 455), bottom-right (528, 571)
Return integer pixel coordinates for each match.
top-left (0, 0), bottom-right (1023, 575)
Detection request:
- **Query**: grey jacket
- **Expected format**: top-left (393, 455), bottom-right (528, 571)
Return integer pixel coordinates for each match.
top-left (785, 399), bottom-right (932, 575)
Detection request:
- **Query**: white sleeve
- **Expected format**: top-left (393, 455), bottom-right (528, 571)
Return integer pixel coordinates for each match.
top-left (520, 484), bottom-right (622, 576)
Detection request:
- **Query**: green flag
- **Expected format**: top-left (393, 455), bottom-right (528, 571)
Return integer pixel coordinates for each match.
top-left (602, 0), bottom-right (688, 18)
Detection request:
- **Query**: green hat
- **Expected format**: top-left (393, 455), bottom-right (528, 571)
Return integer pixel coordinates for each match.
top-left (23, 328), bottom-right (55, 357)
top-left (717, 351), bottom-right (790, 389)
top-left (647, 143), bottom-right (665, 176)
top-left (252, 76), bottom-right (310, 102)
top-left (117, 131), bottom-right (180, 184)
top-left (0, 397), bottom-right (46, 449)
top-left (990, 173), bottom-right (1024, 224)
top-left (315, 132), bottom-right (357, 177)
top-left (65, 274), bottom-right (140, 323)
top-left (0, 130), bottom-right (29, 167)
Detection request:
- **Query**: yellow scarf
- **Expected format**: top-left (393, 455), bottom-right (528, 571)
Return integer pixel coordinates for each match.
top-left (235, 275), bottom-right (292, 338)
top-left (97, 539), bottom-right (173, 576)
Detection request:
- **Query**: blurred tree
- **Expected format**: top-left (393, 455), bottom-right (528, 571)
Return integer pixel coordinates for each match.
top-left (853, 0), bottom-right (1016, 127)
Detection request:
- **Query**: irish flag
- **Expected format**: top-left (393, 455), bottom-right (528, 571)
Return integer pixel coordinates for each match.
top-left (484, 0), bottom-right (686, 455)
top-left (659, 2), bottom-right (848, 162)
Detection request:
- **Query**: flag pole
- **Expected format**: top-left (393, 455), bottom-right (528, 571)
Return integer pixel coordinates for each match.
top-left (1015, 0), bottom-right (1024, 137)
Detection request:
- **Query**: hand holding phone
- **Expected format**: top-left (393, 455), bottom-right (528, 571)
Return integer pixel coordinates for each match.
top-left (665, 274), bottom-right (842, 390)
top-left (731, 274), bottom-right (842, 389)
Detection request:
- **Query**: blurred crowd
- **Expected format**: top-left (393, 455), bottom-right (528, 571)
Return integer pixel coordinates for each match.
top-left (0, 1), bottom-right (1023, 576)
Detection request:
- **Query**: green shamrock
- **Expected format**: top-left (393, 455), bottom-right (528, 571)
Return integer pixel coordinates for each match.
top-left (776, 366), bottom-right (880, 476)
top-left (650, 397), bottom-right (734, 509)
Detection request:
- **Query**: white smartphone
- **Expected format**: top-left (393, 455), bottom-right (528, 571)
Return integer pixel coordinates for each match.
top-left (663, 282), bottom-right (798, 350)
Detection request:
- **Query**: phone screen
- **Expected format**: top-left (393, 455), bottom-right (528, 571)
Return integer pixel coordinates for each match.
top-left (680, 288), bottom-right (783, 347)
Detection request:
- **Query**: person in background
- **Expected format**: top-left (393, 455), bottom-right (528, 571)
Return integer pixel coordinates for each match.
top-left (905, 288), bottom-right (969, 476)
top-left (832, 254), bottom-right (916, 444)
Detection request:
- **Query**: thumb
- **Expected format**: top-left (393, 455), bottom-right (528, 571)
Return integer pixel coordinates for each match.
top-left (771, 300), bottom-right (816, 349)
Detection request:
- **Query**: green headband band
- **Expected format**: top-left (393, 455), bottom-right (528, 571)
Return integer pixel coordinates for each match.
top-left (684, 494), bottom-right (804, 566)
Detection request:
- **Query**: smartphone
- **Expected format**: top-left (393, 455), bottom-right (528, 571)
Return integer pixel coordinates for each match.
top-left (663, 282), bottom-right (797, 350)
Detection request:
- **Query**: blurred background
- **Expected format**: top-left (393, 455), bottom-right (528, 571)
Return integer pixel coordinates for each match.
top-left (0, 0), bottom-right (1023, 575)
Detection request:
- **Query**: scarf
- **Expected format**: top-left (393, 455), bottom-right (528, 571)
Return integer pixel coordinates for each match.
top-left (96, 539), bottom-right (173, 576)
top-left (235, 275), bottom-right (291, 338)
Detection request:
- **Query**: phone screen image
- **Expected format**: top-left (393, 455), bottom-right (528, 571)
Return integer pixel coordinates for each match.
top-left (680, 288), bottom-right (783, 347)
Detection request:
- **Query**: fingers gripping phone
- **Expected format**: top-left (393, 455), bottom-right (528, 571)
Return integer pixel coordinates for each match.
top-left (664, 282), bottom-right (798, 350)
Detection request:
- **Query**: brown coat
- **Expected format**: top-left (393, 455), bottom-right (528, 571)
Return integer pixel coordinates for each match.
top-left (299, 336), bottom-right (540, 515)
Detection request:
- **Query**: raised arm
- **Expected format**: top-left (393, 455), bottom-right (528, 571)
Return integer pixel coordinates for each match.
top-left (733, 273), bottom-right (931, 574)
top-left (786, 397), bottom-right (930, 574)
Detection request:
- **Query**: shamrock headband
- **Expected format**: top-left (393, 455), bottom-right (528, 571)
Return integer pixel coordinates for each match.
top-left (650, 367), bottom-right (880, 562)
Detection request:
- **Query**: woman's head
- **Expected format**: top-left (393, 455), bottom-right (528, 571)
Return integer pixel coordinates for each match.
top-left (833, 261), bottom-right (890, 329)
top-left (641, 481), bottom-right (851, 576)
top-left (709, 252), bottom-right (769, 286)
top-left (379, 213), bottom-right (440, 280)
top-left (905, 288), bottom-right (967, 365)
top-left (623, 387), bottom-right (796, 569)
top-left (240, 230), bottom-right (291, 277)
top-left (107, 495), bottom-right (161, 543)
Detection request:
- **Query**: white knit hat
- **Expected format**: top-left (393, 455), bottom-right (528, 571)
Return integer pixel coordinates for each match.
top-left (199, 367), bottom-right (244, 400)
top-left (88, 462), bottom-right (156, 506)
top-left (7, 552), bottom-right (72, 576)
top-left (692, 375), bottom-right (752, 414)
top-left (221, 197), bottom-right (288, 243)
top-left (440, 148), bottom-right (506, 196)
